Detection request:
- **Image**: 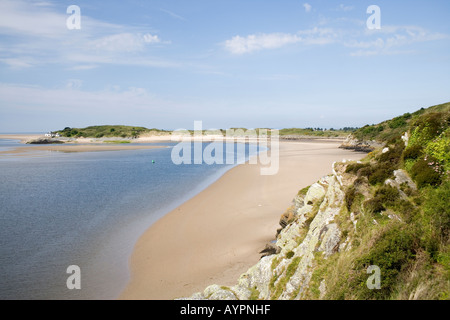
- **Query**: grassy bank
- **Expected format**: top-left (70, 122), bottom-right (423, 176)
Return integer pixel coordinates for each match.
top-left (311, 102), bottom-right (450, 299)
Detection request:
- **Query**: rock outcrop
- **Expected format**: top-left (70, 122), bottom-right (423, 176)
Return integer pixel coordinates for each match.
top-left (26, 138), bottom-right (64, 144)
top-left (183, 162), bottom-right (352, 300)
top-left (339, 134), bottom-right (382, 152)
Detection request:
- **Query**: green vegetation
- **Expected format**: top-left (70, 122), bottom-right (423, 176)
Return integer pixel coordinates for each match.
top-left (279, 127), bottom-right (356, 138)
top-left (56, 125), bottom-right (167, 138)
top-left (270, 257), bottom-right (301, 300)
top-left (102, 140), bottom-right (131, 144)
top-left (307, 102), bottom-right (450, 300)
top-left (352, 102), bottom-right (450, 143)
top-left (56, 125), bottom-right (358, 139)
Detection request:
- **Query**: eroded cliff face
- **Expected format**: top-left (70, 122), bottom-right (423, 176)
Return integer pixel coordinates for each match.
top-left (181, 104), bottom-right (450, 301)
top-left (339, 134), bottom-right (382, 153)
top-left (182, 161), bottom-right (356, 300)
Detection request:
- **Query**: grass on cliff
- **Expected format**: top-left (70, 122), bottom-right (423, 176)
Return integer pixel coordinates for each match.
top-left (279, 128), bottom-right (354, 138)
top-left (306, 102), bottom-right (450, 300)
top-left (56, 125), bottom-right (167, 138)
top-left (352, 102), bottom-right (450, 143)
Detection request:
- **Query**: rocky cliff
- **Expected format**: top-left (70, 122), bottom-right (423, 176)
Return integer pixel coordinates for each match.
top-left (182, 102), bottom-right (450, 300)
top-left (339, 134), bottom-right (382, 152)
top-left (183, 160), bottom-right (365, 300)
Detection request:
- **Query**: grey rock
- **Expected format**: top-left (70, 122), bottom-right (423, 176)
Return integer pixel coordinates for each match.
top-left (259, 242), bottom-right (281, 258)
top-left (304, 182), bottom-right (326, 205)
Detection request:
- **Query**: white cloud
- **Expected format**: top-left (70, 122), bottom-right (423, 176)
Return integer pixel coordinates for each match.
top-left (224, 33), bottom-right (301, 54)
top-left (89, 33), bottom-right (160, 52)
top-left (336, 4), bottom-right (354, 12)
top-left (303, 3), bottom-right (312, 13)
top-left (0, 0), bottom-right (169, 69)
top-left (143, 33), bottom-right (161, 43)
top-left (0, 0), bottom-right (66, 38)
top-left (347, 25), bottom-right (449, 56)
top-left (0, 57), bottom-right (35, 68)
top-left (223, 23), bottom-right (447, 56)
top-left (0, 83), bottom-right (161, 115)
top-left (224, 28), bottom-right (338, 54)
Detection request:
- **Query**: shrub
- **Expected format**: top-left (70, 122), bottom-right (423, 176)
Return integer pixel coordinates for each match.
top-left (374, 185), bottom-right (400, 206)
top-left (345, 162), bottom-right (370, 174)
top-left (364, 197), bottom-right (385, 213)
top-left (403, 145), bottom-right (423, 161)
top-left (422, 180), bottom-right (450, 242)
top-left (424, 128), bottom-right (450, 173)
top-left (353, 176), bottom-right (367, 187)
top-left (368, 167), bottom-right (391, 185)
top-left (410, 158), bottom-right (442, 188)
top-left (409, 112), bottom-right (450, 146)
top-left (378, 142), bottom-right (404, 164)
top-left (364, 185), bottom-right (400, 214)
top-left (389, 117), bottom-right (407, 129)
top-left (365, 143), bottom-right (404, 185)
top-left (345, 186), bottom-right (356, 211)
top-left (367, 160), bottom-right (398, 185)
top-left (354, 224), bottom-right (417, 299)
top-left (358, 165), bottom-right (374, 178)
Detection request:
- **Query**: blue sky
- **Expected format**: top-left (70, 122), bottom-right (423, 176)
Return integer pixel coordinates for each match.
top-left (0, 0), bottom-right (449, 132)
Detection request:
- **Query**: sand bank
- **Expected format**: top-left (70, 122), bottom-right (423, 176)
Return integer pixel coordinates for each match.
top-left (120, 140), bottom-right (365, 300)
top-left (0, 143), bottom-right (166, 156)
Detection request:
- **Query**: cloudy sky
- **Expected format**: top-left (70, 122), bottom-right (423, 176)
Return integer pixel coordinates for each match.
top-left (0, 0), bottom-right (449, 132)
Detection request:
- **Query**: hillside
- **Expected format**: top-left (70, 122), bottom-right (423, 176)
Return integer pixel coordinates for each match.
top-left (56, 125), bottom-right (167, 139)
top-left (183, 102), bottom-right (450, 300)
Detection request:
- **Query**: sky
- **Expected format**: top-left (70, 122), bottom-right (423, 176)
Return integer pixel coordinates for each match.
top-left (0, 0), bottom-right (449, 132)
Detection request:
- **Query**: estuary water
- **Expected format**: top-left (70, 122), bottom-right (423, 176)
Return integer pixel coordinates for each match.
top-left (0, 141), bottom-right (260, 300)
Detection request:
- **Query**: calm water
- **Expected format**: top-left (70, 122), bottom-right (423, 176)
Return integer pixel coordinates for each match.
top-left (0, 139), bottom-right (23, 152)
top-left (0, 141), bottom-right (261, 300)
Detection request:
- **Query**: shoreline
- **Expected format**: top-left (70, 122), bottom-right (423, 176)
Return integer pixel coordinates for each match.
top-left (119, 140), bottom-right (366, 300)
top-left (0, 134), bottom-right (168, 155)
top-left (0, 133), bottom-right (347, 144)
top-left (0, 144), bottom-right (167, 156)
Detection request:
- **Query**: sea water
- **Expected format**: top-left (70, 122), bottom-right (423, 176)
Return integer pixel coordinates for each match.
top-left (0, 141), bottom-right (261, 300)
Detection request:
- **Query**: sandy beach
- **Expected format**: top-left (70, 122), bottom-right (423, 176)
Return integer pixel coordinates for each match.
top-left (120, 140), bottom-right (365, 300)
top-left (0, 134), bottom-right (168, 156)
top-left (0, 143), bottom-right (167, 156)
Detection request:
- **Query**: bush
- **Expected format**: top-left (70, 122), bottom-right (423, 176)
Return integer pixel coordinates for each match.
top-left (354, 224), bottom-right (417, 299)
top-left (358, 165), bottom-right (374, 178)
top-left (368, 167), bottom-right (391, 186)
top-left (423, 181), bottom-right (450, 242)
top-left (365, 143), bottom-right (405, 185)
top-left (388, 114), bottom-right (410, 129)
top-left (409, 112), bottom-right (450, 146)
top-left (345, 186), bottom-right (356, 211)
top-left (345, 162), bottom-right (370, 174)
top-left (374, 185), bottom-right (400, 206)
top-left (424, 128), bottom-right (450, 173)
top-left (364, 197), bottom-right (385, 213)
top-left (353, 176), bottom-right (367, 187)
top-left (410, 158), bottom-right (442, 188)
top-left (403, 145), bottom-right (423, 161)
top-left (364, 185), bottom-right (400, 214)
top-left (378, 142), bottom-right (404, 164)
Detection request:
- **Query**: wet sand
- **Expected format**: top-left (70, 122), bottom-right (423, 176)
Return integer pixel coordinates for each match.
top-left (119, 140), bottom-right (365, 300)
